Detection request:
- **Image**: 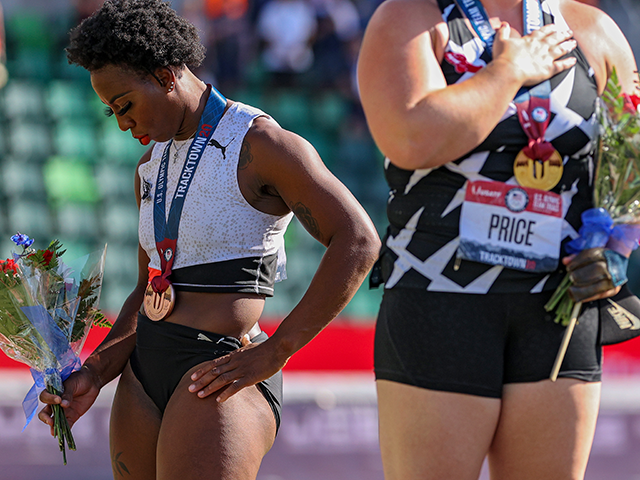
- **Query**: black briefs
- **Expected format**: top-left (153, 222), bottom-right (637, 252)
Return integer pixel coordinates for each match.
top-left (375, 288), bottom-right (602, 398)
top-left (130, 313), bottom-right (282, 432)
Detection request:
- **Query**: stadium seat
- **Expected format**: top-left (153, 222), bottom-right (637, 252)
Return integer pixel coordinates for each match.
top-left (4, 11), bottom-right (52, 53)
top-left (102, 203), bottom-right (139, 242)
top-left (265, 90), bottom-right (311, 132)
top-left (45, 80), bottom-right (92, 121)
top-left (8, 121), bottom-right (52, 158)
top-left (1, 158), bottom-right (46, 199)
top-left (43, 156), bottom-right (100, 204)
top-left (6, 199), bottom-right (53, 240)
top-left (55, 203), bottom-right (100, 241)
top-left (6, 49), bottom-right (53, 82)
top-left (53, 120), bottom-right (98, 158)
top-left (311, 92), bottom-right (349, 133)
top-left (1, 81), bottom-right (47, 119)
top-left (94, 164), bottom-right (135, 199)
top-left (103, 242), bottom-right (138, 282)
top-left (295, 128), bottom-right (335, 167)
top-left (99, 122), bottom-right (148, 164)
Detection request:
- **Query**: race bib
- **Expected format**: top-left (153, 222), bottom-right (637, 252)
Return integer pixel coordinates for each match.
top-left (458, 180), bottom-right (563, 272)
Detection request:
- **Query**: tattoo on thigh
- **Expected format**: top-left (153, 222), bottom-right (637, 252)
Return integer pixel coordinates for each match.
top-left (238, 140), bottom-right (253, 170)
top-left (111, 448), bottom-right (130, 477)
top-left (291, 202), bottom-right (322, 241)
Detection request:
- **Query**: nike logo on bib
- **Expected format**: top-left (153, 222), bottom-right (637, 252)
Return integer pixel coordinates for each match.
top-left (197, 333), bottom-right (213, 342)
top-left (607, 299), bottom-right (640, 331)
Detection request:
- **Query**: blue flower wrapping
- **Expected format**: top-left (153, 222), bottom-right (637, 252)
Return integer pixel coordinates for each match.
top-left (19, 305), bottom-right (82, 429)
top-left (566, 207), bottom-right (640, 286)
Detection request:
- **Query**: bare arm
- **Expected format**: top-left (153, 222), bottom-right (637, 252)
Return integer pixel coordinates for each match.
top-left (357, 0), bottom-right (578, 170)
top-left (189, 121), bottom-right (381, 401)
top-left (252, 125), bottom-right (381, 362)
top-left (560, 0), bottom-right (639, 94)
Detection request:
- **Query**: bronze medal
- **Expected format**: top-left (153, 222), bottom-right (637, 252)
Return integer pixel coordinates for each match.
top-left (143, 283), bottom-right (175, 321)
top-left (513, 149), bottom-right (563, 191)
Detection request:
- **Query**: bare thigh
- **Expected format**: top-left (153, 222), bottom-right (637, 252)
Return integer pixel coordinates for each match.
top-left (488, 379), bottom-right (601, 480)
top-left (110, 361), bottom-right (162, 480)
top-left (156, 362), bottom-right (277, 480)
top-left (377, 380), bottom-right (501, 480)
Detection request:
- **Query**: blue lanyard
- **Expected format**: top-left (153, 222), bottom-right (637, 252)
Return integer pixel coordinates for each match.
top-left (453, 0), bottom-right (543, 58)
top-left (454, 0), bottom-right (554, 160)
top-left (152, 86), bottom-right (226, 284)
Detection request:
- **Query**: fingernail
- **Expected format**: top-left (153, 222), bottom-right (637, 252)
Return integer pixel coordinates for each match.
top-left (188, 385), bottom-right (196, 392)
top-left (61, 400), bottom-right (69, 407)
top-left (198, 391), bottom-right (205, 397)
top-left (191, 373), bottom-right (197, 380)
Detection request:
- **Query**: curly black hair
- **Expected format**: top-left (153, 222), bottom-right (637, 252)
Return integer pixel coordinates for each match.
top-left (66, 0), bottom-right (205, 76)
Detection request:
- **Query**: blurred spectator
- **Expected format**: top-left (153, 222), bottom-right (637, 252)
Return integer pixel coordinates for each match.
top-left (257, 0), bottom-right (317, 88)
top-left (308, 0), bottom-right (360, 92)
top-left (73, 0), bottom-right (106, 22)
top-left (204, 0), bottom-right (248, 18)
top-left (182, 0), bottom-right (252, 90)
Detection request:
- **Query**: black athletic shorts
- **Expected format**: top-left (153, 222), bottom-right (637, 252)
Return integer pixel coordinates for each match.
top-left (374, 288), bottom-right (602, 398)
top-left (130, 313), bottom-right (282, 432)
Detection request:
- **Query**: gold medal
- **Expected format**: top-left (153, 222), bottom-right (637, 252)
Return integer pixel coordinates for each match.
top-left (513, 149), bottom-right (563, 191)
top-left (143, 283), bottom-right (175, 321)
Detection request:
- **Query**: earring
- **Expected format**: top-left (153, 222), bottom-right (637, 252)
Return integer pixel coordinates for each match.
top-left (168, 81), bottom-right (175, 92)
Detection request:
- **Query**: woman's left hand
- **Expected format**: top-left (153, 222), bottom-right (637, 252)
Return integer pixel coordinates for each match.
top-left (188, 336), bottom-right (287, 403)
top-left (564, 248), bottom-right (624, 302)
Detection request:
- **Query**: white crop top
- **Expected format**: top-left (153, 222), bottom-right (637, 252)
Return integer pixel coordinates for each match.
top-left (138, 102), bottom-right (294, 296)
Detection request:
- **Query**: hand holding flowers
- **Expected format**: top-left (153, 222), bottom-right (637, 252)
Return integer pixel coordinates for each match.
top-left (0, 233), bottom-right (109, 464)
top-left (545, 69), bottom-right (640, 379)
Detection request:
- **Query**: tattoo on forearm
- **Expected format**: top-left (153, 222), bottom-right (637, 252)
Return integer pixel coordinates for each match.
top-left (291, 202), bottom-right (322, 241)
top-left (112, 449), bottom-right (130, 477)
top-left (238, 140), bottom-right (253, 170)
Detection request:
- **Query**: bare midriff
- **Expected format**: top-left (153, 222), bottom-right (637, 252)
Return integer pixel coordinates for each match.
top-left (159, 291), bottom-right (266, 340)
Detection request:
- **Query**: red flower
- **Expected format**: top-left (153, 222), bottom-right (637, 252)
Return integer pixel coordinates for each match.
top-left (4, 259), bottom-right (17, 274)
top-left (42, 250), bottom-right (54, 266)
top-left (622, 93), bottom-right (640, 114)
top-left (0, 258), bottom-right (17, 274)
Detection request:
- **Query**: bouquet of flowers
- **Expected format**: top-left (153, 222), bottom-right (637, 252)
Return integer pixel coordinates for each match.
top-left (0, 233), bottom-right (110, 464)
top-left (544, 69), bottom-right (640, 378)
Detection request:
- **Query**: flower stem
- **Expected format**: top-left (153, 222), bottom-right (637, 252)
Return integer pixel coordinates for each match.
top-left (47, 385), bottom-right (76, 465)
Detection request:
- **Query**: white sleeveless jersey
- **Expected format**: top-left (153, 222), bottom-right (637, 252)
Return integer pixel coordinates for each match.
top-left (138, 102), bottom-right (293, 295)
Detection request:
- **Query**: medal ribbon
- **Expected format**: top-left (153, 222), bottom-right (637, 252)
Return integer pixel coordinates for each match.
top-left (151, 86), bottom-right (227, 293)
top-left (454, 0), bottom-right (555, 161)
top-left (514, 82), bottom-right (556, 161)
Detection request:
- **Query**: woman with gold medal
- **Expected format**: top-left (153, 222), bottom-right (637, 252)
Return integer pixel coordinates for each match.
top-left (36, 0), bottom-right (381, 478)
top-left (358, 0), bottom-right (639, 478)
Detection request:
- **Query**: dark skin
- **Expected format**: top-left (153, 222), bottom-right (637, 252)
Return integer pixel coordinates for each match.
top-left (38, 64), bottom-right (381, 479)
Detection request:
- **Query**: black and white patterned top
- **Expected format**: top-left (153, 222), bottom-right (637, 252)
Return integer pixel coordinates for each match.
top-left (373, 0), bottom-right (599, 294)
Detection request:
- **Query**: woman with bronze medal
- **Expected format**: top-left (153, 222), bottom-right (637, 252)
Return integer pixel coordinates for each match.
top-left (358, 0), bottom-right (639, 478)
top-left (36, 0), bottom-right (381, 478)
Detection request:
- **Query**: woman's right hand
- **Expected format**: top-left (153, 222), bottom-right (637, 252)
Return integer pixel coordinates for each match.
top-left (492, 22), bottom-right (578, 86)
top-left (38, 365), bottom-right (102, 434)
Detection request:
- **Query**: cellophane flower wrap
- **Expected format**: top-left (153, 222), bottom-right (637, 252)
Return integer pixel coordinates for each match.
top-left (0, 233), bottom-right (110, 464)
top-left (545, 69), bottom-right (640, 325)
